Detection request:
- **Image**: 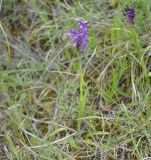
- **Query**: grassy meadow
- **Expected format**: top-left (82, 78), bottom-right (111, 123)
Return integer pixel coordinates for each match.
top-left (0, 0), bottom-right (151, 159)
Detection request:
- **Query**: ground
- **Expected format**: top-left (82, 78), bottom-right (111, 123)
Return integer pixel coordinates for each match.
top-left (0, 0), bottom-right (151, 160)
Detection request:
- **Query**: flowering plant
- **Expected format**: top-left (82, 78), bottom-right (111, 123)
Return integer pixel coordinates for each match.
top-left (67, 19), bottom-right (89, 52)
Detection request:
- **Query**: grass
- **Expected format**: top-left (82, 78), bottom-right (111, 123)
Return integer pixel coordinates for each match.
top-left (0, 0), bottom-right (151, 159)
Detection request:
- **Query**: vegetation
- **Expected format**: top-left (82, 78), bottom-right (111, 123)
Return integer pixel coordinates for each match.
top-left (0, 0), bottom-right (151, 159)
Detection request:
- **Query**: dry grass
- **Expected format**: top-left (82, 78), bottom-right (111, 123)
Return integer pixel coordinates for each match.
top-left (0, 0), bottom-right (151, 159)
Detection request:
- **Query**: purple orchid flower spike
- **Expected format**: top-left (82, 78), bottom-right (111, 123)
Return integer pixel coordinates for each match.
top-left (67, 19), bottom-right (89, 52)
top-left (126, 7), bottom-right (135, 24)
